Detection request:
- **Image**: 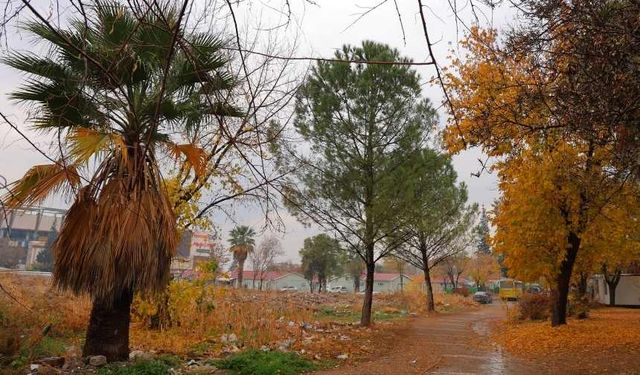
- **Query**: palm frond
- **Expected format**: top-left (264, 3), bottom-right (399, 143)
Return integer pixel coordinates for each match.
top-left (2, 53), bottom-right (70, 82)
top-left (67, 127), bottom-right (128, 164)
top-left (3, 164), bottom-right (81, 208)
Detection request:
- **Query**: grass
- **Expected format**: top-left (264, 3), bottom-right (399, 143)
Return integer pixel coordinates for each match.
top-left (315, 305), bottom-right (408, 323)
top-left (98, 360), bottom-right (170, 375)
top-left (315, 306), bottom-right (360, 323)
top-left (213, 350), bottom-right (318, 375)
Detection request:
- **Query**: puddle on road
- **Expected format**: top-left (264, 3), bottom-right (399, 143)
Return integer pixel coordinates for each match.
top-left (482, 347), bottom-right (506, 374)
top-left (472, 317), bottom-right (507, 374)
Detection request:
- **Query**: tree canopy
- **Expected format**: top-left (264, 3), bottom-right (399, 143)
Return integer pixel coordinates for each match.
top-left (282, 41), bottom-right (436, 325)
top-left (299, 234), bottom-right (343, 292)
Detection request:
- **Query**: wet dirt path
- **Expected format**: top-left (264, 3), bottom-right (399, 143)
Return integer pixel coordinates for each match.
top-left (424, 303), bottom-right (537, 375)
top-left (317, 303), bottom-right (540, 375)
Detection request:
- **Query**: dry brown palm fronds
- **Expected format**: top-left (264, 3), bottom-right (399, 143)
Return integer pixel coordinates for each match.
top-left (53, 174), bottom-right (178, 304)
top-left (3, 163), bottom-right (81, 208)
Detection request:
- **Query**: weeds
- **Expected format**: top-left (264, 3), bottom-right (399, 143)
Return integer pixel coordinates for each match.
top-left (98, 360), bottom-right (170, 375)
top-left (213, 350), bottom-right (318, 375)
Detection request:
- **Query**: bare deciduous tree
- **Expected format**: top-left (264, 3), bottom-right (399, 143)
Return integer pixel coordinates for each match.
top-left (249, 235), bottom-right (283, 290)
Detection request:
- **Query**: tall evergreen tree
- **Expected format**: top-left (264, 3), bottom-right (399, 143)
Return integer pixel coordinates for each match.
top-left (281, 41), bottom-right (435, 326)
top-left (475, 207), bottom-right (492, 255)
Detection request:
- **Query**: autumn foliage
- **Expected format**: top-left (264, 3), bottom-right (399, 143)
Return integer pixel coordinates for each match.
top-left (444, 25), bottom-right (640, 325)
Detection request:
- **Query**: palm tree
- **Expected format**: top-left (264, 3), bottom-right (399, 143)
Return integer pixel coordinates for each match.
top-left (229, 225), bottom-right (256, 287)
top-left (2, 1), bottom-right (238, 361)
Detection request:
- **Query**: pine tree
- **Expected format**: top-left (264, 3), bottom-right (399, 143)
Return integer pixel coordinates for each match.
top-left (475, 207), bottom-right (492, 255)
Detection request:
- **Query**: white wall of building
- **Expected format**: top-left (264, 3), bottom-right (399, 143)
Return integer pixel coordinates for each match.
top-left (593, 274), bottom-right (640, 306)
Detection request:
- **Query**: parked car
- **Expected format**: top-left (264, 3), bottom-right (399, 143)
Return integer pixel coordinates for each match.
top-left (280, 286), bottom-right (297, 292)
top-left (473, 291), bottom-right (493, 304)
top-left (329, 286), bottom-right (349, 293)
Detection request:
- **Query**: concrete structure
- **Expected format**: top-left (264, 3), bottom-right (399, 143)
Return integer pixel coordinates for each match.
top-left (25, 240), bottom-right (47, 268)
top-left (592, 274), bottom-right (640, 306)
top-left (0, 207), bottom-right (64, 248)
top-left (230, 271), bottom-right (309, 291)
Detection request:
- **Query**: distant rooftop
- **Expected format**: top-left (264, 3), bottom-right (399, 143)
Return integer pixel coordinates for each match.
top-left (0, 207), bottom-right (66, 235)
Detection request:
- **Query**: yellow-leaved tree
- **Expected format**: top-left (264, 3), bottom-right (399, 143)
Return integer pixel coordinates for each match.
top-left (444, 27), bottom-right (640, 325)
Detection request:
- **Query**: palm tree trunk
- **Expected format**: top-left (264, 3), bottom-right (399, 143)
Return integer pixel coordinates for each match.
top-left (237, 260), bottom-right (245, 288)
top-left (83, 289), bottom-right (133, 361)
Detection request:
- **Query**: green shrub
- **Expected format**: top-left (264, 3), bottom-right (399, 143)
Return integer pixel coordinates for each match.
top-left (214, 350), bottom-right (317, 375)
top-left (518, 293), bottom-right (550, 321)
top-left (98, 360), bottom-right (170, 375)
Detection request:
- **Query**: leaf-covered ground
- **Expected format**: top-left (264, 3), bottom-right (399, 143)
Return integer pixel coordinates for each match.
top-left (494, 307), bottom-right (640, 373)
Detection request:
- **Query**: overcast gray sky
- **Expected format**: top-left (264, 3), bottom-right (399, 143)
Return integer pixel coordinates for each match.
top-left (0, 0), bottom-right (515, 262)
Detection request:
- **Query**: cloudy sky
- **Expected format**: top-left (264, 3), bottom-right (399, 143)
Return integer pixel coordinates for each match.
top-left (0, 0), bottom-right (516, 262)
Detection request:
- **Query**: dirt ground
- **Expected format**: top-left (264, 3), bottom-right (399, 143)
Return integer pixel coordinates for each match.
top-left (317, 303), bottom-right (533, 375)
top-left (317, 303), bottom-right (640, 375)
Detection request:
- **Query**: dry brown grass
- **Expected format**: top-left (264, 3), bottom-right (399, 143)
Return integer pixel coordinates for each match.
top-left (0, 273), bottom-right (477, 370)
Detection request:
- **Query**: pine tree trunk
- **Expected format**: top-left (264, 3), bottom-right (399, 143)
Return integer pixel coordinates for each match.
top-left (361, 262), bottom-right (375, 326)
top-left (423, 265), bottom-right (435, 313)
top-left (551, 232), bottom-right (580, 326)
top-left (83, 289), bottom-right (133, 361)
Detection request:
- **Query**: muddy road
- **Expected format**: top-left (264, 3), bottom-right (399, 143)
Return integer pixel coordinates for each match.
top-left (317, 303), bottom-right (539, 375)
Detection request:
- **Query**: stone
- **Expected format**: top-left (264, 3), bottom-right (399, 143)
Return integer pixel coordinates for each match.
top-left (88, 355), bottom-right (107, 367)
top-left (260, 345), bottom-right (270, 352)
top-left (37, 356), bottom-right (65, 367)
top-left (220, 333), bottom-right (238, 344)
top-left (277, 338), bottom-right (295, 351)
top-left (129, 350), bottom-right (154, 361)
top-left (336, 354), bottom-right (348, 360)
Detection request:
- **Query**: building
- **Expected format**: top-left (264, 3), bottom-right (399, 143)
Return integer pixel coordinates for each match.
top-left (229, 270), bottom-right (309, 291)
top-left (0, 207), bottom-right (64, 246)
top-left (0, 207), bottom-right (64, 269)
top-left (591, 274), bottom-right (640, 306)
top-left (328, 273), bottom-right (413, 293)
top-left (369, 272), bottom-right (412, 292)
top-left (170, 231), bottom-right (219, 275)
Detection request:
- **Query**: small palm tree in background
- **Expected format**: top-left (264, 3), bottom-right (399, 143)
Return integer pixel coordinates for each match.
top-left (2, 1), bottom-right (238, 360)
top-left (229, 225), bottom-right (256, 287)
